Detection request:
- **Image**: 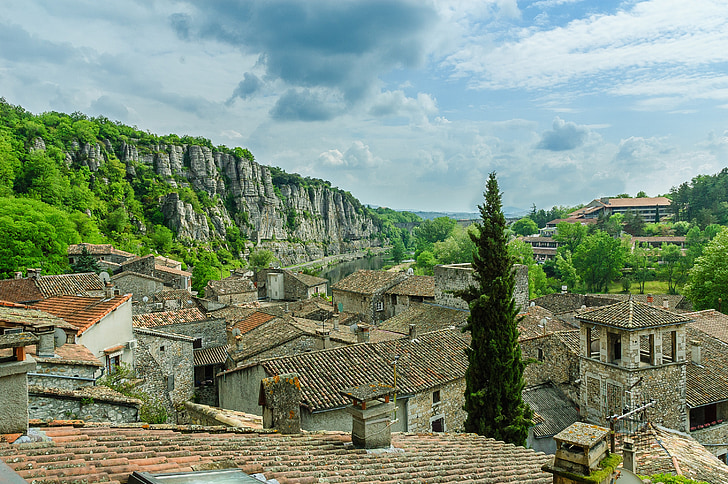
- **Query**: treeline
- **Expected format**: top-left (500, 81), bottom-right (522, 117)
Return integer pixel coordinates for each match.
top-left (670, 168), bottom-right (728, 226)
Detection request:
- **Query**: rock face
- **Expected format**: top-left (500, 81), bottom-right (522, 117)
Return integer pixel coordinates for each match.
top-left (66, 141), bottom-right (379, 265)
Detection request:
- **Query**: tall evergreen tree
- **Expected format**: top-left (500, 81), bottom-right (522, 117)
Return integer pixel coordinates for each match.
top-left (458, 172), bottom-right (532, 446)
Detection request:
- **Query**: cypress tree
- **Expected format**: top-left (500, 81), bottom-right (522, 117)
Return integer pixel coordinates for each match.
top-left (70, 246), bottom-right (102, 274)
top-left (459, 172), bottom-right (532, 446)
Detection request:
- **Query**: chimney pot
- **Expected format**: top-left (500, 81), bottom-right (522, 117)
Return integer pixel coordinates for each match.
top-left (332, 315), bottom-right (339, 331)
top-left (37, 329), bottom-right (56, 357)
top-left (647, 294), bottom-right (654, 304)
top-left (409, 324), bottom-right (417, 340)
top-left (691, 340), bottom-right (702, 365)
top-left (662, 298), bottom-right (669, 309)
top-left (357, 325), bottom-right (370, 343)
top-left (622, 439), bottom-right (635, 473)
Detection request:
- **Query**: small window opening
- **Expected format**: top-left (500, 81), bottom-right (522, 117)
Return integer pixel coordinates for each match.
top-left (433, 389), bottom-right (441, 404)
top-left (537, 348), bottom-right (544, 361)
top-left (431, 417), bottom-right (444, 432)
top-left (160, 345), bottom-right (165, 352)
top-left (193, 338), bottom-right (202, 349)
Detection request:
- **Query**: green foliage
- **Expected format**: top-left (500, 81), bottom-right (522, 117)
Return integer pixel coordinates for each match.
top-left (70, 246), bottom-right (102, 274)
top-left (511, 217), bottom-right (538, 236)
top-left (657, 243), bottom-right (684, 294)
top-left (415, 250), bottom-right (436, 275)
top-left (192, 251), bottom-right (222, 296)
top-left (459, 172), bottom-right (532, 446)
top-left (670, 168), bottom-right (728, 225)
top-left (527, 204), bottom-right (579, 228)
top-left (249, 249), bottom-right (277, 271)
top-left (553, 221), bottom-right (588, 253)
top-left (683, 227), bottom-right (728, 312)
top-left (390, 237), bottom-right (406, 264)
top-left (150, 224), bottom-right (174, 253)
top-left (96, 363), bottom-right (169, 424)
top-left (433, 224), bottom-right (476, 265)
top-left (573, 230), bottom-right (625, 293)
top-left (622, 209), bottom-right (646, 236)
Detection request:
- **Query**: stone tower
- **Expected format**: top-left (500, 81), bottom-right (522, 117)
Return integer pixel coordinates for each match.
top-left (577, 299), bottom-right (691, 431)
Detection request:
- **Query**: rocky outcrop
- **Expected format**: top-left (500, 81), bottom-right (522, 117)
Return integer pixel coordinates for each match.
top-left (65, 141), bottom-right (379, 263)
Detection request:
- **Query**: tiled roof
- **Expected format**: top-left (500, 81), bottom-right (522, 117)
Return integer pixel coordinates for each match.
top-left (555, 330), bottom-right (581, 355)
top-left (632, 236), bottom-right (686, 244)
top-left (208, 306), bottom-right (260, 326)
top-left (250, 329), bottom-right (469, 412)
top-left (67, 243), bottom-right (135, 258)
top-left (28, 385), bottom-right (142, 406)
top-left (331, 270), bottom-right (405, 295)
top-left (591, 293), bottom-right (689, 311)
top-left (518, 306), bottom-right (576, 341)
top-left (605, 196), bottom-right (671, 207)
top-left (0, 306), bottom-right (77, 331)
top-left (289, 317), bottom-right (358, 344)
top-left (23, 343), bottom-right (102, 366)
top-left (229, 311), bottom-right (276, 334)
top-left (0, 279), bottom-right (43, 303)
top-left (133, 327), bottom-right (195, 342)
top-left (132, 308), bottom-right (207, 328)
top-left (634, 423), bottom-right (728, 483)
top-left (385, 275), bottom-right (435, 297)
top-left (194, 345), bottom-right (231, 366)
top-left (287, 271), bottom-right (327, 287)
top-left (576, 300), bottom-right (691, 330)
top-left (155, 289), bottom-right (194, 301)
top-left (35, 273), bottom-right (104, 298)
top-left (0, 424), bottom-right (553, 484)
top-left (206, 276), bottom-right (256, 295)
top-left (378, 302), bottom-right (468, 335)
top-left (522, 383), bottom-right (579, 439)
top-left (111, 271), bottom-right (164, 284)
top-left (155, 264), bottom-right (192, 277)
top-left (230, 317), bottom-right (306, 362)
top-left (288, 298), bottom-right (335, 319)
top-left (685, 326), bottom-right (728, 408)
top-left (684, 309), bottom-right (728, 344)
top-left (29, 295), bottom-right (132, 335)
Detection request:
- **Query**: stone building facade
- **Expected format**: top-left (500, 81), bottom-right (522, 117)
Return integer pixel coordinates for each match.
top-left (28, 356), bottom-right (101, 391)
top-left (405, 378), bottom-right (466, 433)
top-left (28, 386), bottom-right (140, 423)
top-left (521, 330), bottom-right (581, 402)
top-left (111, 271), bottom-right (164, 302)
top-left (434, 263), bottom-right (528, 311)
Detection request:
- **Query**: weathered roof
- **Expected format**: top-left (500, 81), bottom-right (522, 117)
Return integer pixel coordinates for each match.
top-left (67, 243), bottom-right (134, 258)
top-left (555, 330), bottom-right (581, 355)
top-left (26, 343), bottom-right (102, 366)
top-left (29, 295), bottom-right (132, 335)
top-left (685, 309), bottom-right (728, 344)
top-left (385, 275), bottom-right (435, 298)
top-left (208, 306), bottom-right (260, 326)
top-left (523, 383), bottom-right (579, 439)
top-left (605, 196), bottom-right (671, 207)
top-left (634, 423), bottom-right (728, 483)
top-left (132, 307), bottom-right (207, 328)
top-left (0, 306), bottom-right (77, 331)
top-left (378, 302), bottom-right (469, 335)
top-left (111, 271), bottom-right (164, 284)
top-left (206, 276), bottom-right (256, 295)
top-left (155, 264), bottom-right (192, 277)
top-left (155, 289), bottom-right (194, 301)
top-left (194, 345), bottom-right (231, 366)
top-left (685, 326), bottom-right (728, 408)
top-left (0, 332), bottom-right (38, 350)
top-left (518, 306), bottom-right (576, 341)
top-left (241, 329), bottom-right (469, 412)
top-left (552, 422), bottom-right (608, 447)
top-left (331, 270), bottom-right (405, 295)
top-left (287, 271), bottom-right (328, 287)
top-left (0, 424), bottom-right (553, 484)
top-left (34, 273), bottom-right (104, 298)
top-left (229, 310), bottom-right (276, 334)
top-left (132, 326), bottom-right (196, 342)
top-left (0, 279), bottom-right (43, 303)
top-left (576, 299), bottom-right (691, 330)
top-left (28, 385), bottom-right (142, 406)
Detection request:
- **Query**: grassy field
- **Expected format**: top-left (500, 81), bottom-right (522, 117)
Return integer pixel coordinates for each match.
top-left (604, 280), bottom-right (678, 295)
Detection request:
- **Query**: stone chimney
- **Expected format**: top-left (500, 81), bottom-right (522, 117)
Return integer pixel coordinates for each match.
top-left (104, 282), bottom-right (115, 299)
top-left (26, 268), bottom-right (41, 280)
top-left (662, 298), bottom-right (669, 309)
top-left (340, 383), bottom-right (394, 449)
top-left (357, 324), bottom-right (370, 343)
top-left (409, 324), bottom-right (417, 341)
top-left (332, 315), bottom-right (339, 331)
top-left (542, 422), bottom-right (621, 484)
top-left (36, 328), bottom-right (56, 357)
top-left (622, 439), bottom-right (635, 473)
top-left (646, 294), bottom-right (654, 305)
top-left (315, 329), bottom-right (331, 350)
top-left (14, 271), bottom-right (22, 280)
top-left (691, 340), bottom-right (702, 365)
top-left (258, 373), bottom-right (301, 434)
top-left (0, 331), bottom-right (38, 434)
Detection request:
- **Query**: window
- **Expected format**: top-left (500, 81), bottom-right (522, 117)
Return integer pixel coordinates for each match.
top-left (663, 330), bottom-right (677, 363)
top-left (193, 338), bottom-right (202, 349)
top-left (106, 354), bottom-right (121, 374)
top-left (537, 348), bottom-right (544, 361)
top-left (375, 301), bottom-right (383, 312)
top-left (640, 334), bottom-right (655, 365)
top-left (608, 332), bottom-right (622, 364)
top-left (432, 389), bottom-right (441, 405)
top-left (431, 417), bottom-right (444, 432)
top-left (586, 327), bottom-right (600, 359)
top-left (160, 345), bottom-right (165, 352)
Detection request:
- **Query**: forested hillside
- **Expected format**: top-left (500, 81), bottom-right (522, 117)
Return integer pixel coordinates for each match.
top-left (0, 99), bottom-right (385, 278)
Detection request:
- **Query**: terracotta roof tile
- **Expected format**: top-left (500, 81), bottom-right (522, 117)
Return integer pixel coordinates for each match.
top-left (604, 196), bottom-right (671, 207)
top-left (385, 275), bottom-right (435, 297)
top-left (19, 343), bottom-right (103, 366)
top-left (0, 279), bottom-right (43, 303)
top-left (29, 295), bottom-right (132, 335)
top-left (206, 276), bottom-right (256, 295)
top-left (576, 299), bottom-right (691, 330)
top-left (684, 309), bottom-right (728, 344)
top-left (685, 326), bottom-right (728, 408)
top-left (154, 265), bottom-right (192, 277)
top-left (0, 424), bottom-right (552, 483)
top-left (0, 306), bottom-right (77, 331)
top-left (35, 273), bottom-right (104, 298)
top-left (132, 308), bottom-right (206, 328)
top-left (194, 345), bottom-right (230, 366)
top-left (229, 311), bottom-right (276, 334)
top-left (518, 306), bottom-right (576, 341)
top-left (331, 270), bottom-right (406, 295)
top-left (67, 244), bottom-right (134, 258)
top-left (555, 330), bottom-right (581, 355)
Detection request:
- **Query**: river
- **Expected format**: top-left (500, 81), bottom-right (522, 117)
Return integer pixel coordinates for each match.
top-left (318, 255), bottom-right (386, 294)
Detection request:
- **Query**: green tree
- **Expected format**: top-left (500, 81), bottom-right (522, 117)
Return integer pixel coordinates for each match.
top-left (508, 239), bottom-right (549, 298)
top-left (657, 243), bottom-right (683, 294)
top-left (511, 217), bottom-right (538, 237)
top-left (414, 250), bottom-right (436, 275)
top-left (432, 224), bottom-right (476, 265)
top-left (683, 228), bottom-right (728, 312)
top-left (553, 221), bottom-right (588, 254)
top-left (554, 250), bottom-right (578, 292)
top-left (630, 243), bottom-right (654, 294)
top-left (191, 252), bottom-right (221, 296)
top-left (249, 249), bottom-right (277, 271)
top-left (390, 237), bottom-right (406, 264)
top-left (458, 172), bottom-right (532, 445)
top-left (573, 231), bottom-right (625, 293)
top-left (622, 210), bottom-right (645, 236)
top-left (414, 216), bottom-right (457, 255)
top-left (150, 224), bottom-right (174, 253)
top-left (70, 246), bottom-right (102, 274)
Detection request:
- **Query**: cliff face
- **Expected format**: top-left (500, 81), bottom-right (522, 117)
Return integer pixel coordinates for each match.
top-left (70, 141), bottom-right (378, 265)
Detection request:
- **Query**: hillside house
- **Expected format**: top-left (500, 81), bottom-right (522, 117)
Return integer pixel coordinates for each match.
top-left (119, 254), bottom-right (191, 291)
top-left (205, 274), bottom-right (257, 304)
top-left (256, 268), bottom-right (328, 301)
top-left (111, 271), bottom-right (164, 302)
top-left (67, 243), bottom-right (135, 272)
top-left (331, 270), bottom-right (408, 323)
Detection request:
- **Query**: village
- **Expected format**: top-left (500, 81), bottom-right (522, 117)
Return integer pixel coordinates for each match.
top-left (1, 225), bottom-right (728, 483)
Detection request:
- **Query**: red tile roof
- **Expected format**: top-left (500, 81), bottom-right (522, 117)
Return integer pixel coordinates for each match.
top-left (230, 311), bottom-right (276, 334)
top-left (20, 343), bottom-right (102, 366)
top-left (132, 308), bottom-right (207, 328)
top-left (0, 424), bottom-right (552, 483)
top-left (29, 295), bottom-right (132, 335)
top-left (0, 279), bottom-right (43, 303)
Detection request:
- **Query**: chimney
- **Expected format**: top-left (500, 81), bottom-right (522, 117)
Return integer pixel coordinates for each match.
top-left (340, 383), bottom-right (394, 449)
top-left (36, 328), bottom-right (56, 357)
top-left (27, 268), bottom-right (41, 280)
top-left (622, 439), bottom-right (635, 473)
top-left (646, 294), bottom-right (654, 305)
top-left (409, 324), bottom-right (417, 341)
top-left (105, 282), bottom-right (115, 299)
top-left (543, 422), bottom-right (620, 484)
top-left (14, 271), bottom-right (22, 280)
top-left (332, 315), bottom-right (339, 331)
top-left (315, 329), bottom-right (331, 350)
top-left (691, 340), bottom-right (702, 365)
top-left (357, 324), bottom-right (370, 343)
top-left (662, 298), bottom-right (669, 309)
top-left (259, 373), bottom-right (301, 434)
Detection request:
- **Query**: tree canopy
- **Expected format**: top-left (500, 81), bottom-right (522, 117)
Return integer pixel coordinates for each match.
top-left (683, 227), bottom-right (728, 312)
top-left (511, 217), bottom-right (538, 236)
top-left (573, 230), bottom-right (625, 293)
top-left (459, 172), bottom-right (532, 446)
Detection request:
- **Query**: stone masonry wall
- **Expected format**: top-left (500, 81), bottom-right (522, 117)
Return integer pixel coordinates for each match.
top-left (434, 263), bottom-right (528, 312)
top-left (28, 394), bottom-right (138, 423)
top-left (691, 418), bottom-right (728, 459)
top-left (239, 335), bottom-right (347, 365)
top-left (152, 319), bottom-right (227, 349)
top-left (406, 378), bottom-right (466, 433)
top-left (521, 332), bottom-right (580, 389)
top-left (112, 273), bottom-right (164, 302)
top-left (29, 361), bottom-right (99, 391)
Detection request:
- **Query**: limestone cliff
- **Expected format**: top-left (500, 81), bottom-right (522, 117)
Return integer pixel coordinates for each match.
top-left (67, 141), bottom-right (379, 265)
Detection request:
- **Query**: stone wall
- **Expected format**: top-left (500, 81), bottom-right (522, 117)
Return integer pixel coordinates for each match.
top-left (112, 272), bottom-right (164, 302)
top-left (28, 361), bottom-right (99, 391)
top-left (121, 255), bottom-right (155, 276)
top-left (133, 328), bottom-right (195, 422)
top-left (405, 378), bottom-right (466, 433)
top-left (521, 332), bottom-right (580, 391)
top-left (0, 358), bottom-right (35, 434)
top-left (332, 290), bottom-right (376, 324)
top-left (28, 391), bottom-right (138, 423)
top-left (691, 419), bottom-right (728, 459)
top-left (434, 263), bottom-right (528, 311)
top-left (151, 319), bottom-right (227, 349)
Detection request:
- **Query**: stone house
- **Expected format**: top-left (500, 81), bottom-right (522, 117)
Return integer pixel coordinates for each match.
top-left (434, 263), bottom-right (529, 312)
top-left (119, 254), bottom-right (191, 291)
top-left (0, 330), bottom-right (37, 434)
top-left (67, 243), bottom-right (135, 272)
top-left (377, 301), bottom-right (469, 335)
top-left (218, 328), bottom-right (469, 433)
top-left (256, 268), bottom-right (328, 301)
top-left (111, 271), bottom-right (165, 303)
top-left (205, 274), bottom-right (257, 305)
top-left (382, 274), bottom-right (435, 319)
top-left (331, 270), bottom-right (408, 323)
top-left (29, 294), bottom-right (135, 374)
top-left (0, 271), bottom-right (106, 304)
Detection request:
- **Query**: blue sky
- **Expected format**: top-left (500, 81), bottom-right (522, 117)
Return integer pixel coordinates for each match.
top-left (2, 0), bottom-right (727, 213)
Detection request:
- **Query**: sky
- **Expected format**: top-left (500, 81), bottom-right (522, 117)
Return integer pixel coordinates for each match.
top-left (2, 0), bottom-right (728, 214)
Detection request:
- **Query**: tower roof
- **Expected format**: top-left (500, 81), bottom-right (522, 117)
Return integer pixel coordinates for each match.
top-left (576, 299), bottom-right (691, 330)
